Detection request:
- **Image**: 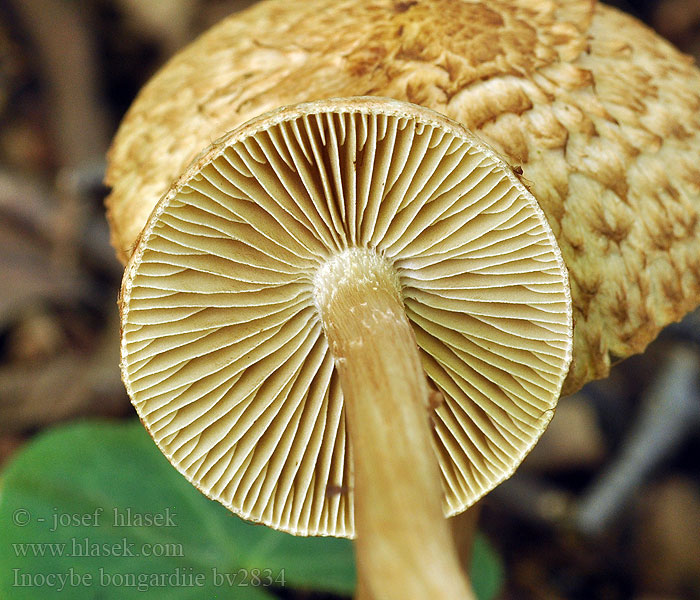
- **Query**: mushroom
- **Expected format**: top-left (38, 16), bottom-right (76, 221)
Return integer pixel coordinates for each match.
top-left (106, 1), bottom-right (700, 598)
top-left (118, 98), bottom-right (572, 598)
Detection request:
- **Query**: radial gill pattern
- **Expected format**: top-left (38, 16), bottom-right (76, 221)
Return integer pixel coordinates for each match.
top-left (120, 98), bottom-right (573, 538)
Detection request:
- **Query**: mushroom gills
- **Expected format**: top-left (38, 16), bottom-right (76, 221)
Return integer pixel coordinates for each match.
top-left (119, 98), bottom-right (573, 538)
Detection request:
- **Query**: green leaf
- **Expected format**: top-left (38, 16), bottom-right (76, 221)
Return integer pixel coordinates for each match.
top-left (0, 421), bottom-right (355, 599)
top-left (471, 533), bottom-right (505, 600)
top-left (0, 420), bottom-right (504, 599)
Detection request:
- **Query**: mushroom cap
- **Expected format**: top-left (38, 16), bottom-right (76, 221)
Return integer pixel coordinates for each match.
top-left (119, 97), bottom-right (573, 536)
top-left (106, 0), bottom-right (700, 396)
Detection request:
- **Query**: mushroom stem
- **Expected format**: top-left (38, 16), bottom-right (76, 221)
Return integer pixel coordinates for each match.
top-left (315, 248), bottom-right (473, 600)
top-left (451, 505), bottom-right (482, 573)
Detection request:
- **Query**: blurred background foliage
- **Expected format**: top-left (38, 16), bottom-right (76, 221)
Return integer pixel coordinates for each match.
top-left (0, 0), bottom-right (699, 598)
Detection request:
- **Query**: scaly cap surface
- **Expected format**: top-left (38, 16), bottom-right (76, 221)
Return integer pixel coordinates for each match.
top-left (106, 0), bottom-right (700, 394)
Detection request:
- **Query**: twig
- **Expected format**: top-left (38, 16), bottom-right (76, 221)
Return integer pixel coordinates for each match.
top-left (7, 0), bottom-right (109, 272)
top-left (575, 344), bottom-right (700, 535)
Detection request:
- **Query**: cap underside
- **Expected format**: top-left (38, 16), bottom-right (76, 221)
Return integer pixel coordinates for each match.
top-left (120, 98), bottom-right (573, 537)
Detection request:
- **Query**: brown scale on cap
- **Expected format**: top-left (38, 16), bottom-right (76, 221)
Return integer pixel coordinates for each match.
top-left (107, 0), bottom-right (700, 397)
